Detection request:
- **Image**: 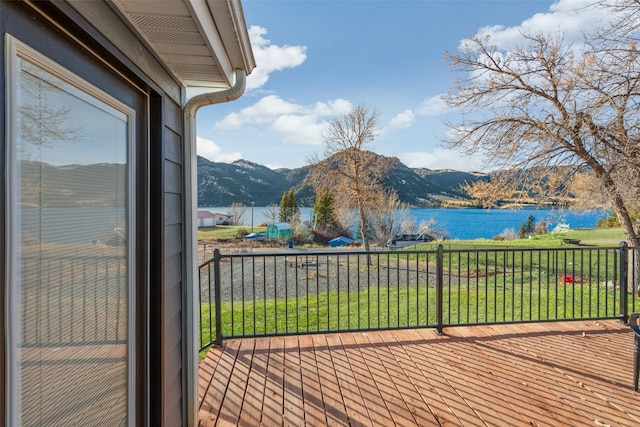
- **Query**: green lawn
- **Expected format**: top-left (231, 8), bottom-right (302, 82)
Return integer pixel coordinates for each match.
top-left (410, 228), bottom-right (627, 250)
top-left (198, 225), bottom-right (267, 240)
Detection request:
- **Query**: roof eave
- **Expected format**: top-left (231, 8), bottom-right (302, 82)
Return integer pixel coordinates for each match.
top-left (109, 0), bottom-right (255, 90)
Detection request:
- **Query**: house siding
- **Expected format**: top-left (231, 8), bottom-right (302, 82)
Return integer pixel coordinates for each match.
top-left (163, 94), bottom-right (186, 426)
top-left (1, 1), bottom-right (189, 425)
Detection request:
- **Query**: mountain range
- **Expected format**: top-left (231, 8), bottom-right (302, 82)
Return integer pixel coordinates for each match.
top-left (197, 154), bottom-right (488, 207)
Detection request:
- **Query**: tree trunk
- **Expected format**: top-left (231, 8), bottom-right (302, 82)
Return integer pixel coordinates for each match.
top-left (357, 200), bottom-right (372, 265)
top-left (611, 193), bottom-right (640, 246)
top-left (610, 191), bottom-right (640, 297)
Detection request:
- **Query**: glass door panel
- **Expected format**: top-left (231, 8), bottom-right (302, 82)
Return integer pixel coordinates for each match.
top-left (7, 37), bottom-right (135, 426)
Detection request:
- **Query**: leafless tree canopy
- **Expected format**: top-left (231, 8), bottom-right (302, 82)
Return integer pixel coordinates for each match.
top-left (368, 191), bottom-right (415, 246)
top-left (308, 105), bottom-right (389, 253)
top-left (264, 203), bottom-right (280, 225)
top-left (228, 202), bottom-right (247, 226)
top-left (443, 4), bottom-right (640, 244)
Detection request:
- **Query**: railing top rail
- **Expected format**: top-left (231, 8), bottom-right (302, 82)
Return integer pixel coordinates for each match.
top-left (208, 244), bottom-right (625, 261)
top-left (215, 248), bottom-right (437, 260)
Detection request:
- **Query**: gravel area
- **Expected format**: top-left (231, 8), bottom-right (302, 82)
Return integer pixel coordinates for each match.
top-left (198, 249), bottom-right (455, 303)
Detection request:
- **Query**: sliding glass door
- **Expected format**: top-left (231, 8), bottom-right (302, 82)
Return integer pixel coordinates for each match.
top-left (6, 35), bottom-right (135, 426)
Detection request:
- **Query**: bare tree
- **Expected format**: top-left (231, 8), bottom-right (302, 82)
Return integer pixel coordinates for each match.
top-left (368, 191), bottom-right (415, 246)
top-left (227, 202), bottom-right (247, 226)
top-left (308, 105), bottom-right (388, 254)
top-left (419, 218), bottom-right (448, 241)
top-left (443, 27), bottom-right (640, 246)
top-left (264, 203), bottom-right (280, 225)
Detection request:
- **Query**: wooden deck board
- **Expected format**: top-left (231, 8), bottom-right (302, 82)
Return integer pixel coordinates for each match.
top-left (261, 336), bottom-right (286, 426)
top-left (387, 329), bottom-right (467, 426)
top-left (452, 325), bottom-right (573, 426)
top-left (237, 337), bottom-right (269, 426)
top-left (283, 335), bottom-right (306, 426)
top-left (415, 329), bottom-right (526, 426)
top-left (198, 320), bottom-right (640, 426)
top-left (199, 342), bottom-right (240, 426)
top-left (428, 327), bottom-right (540, 425)
top-left (216, 339), bottom-right (255, 426)
top-left (353, 331), bottom-right (421, 426)
top-left (493, 322), bottom-right (631, 425)
top-left (368, 331), bottom-right (441, 426)
top-left (311, 333), bottom-right (350, 425)
top-left (339, 332), bottom-right (397, 426)
top-left (298, 334), bottom-right (328, 426)
top-left (323, 333), bottom-right (373, 427)
top-left (398, 329), bottom-right (493, 426)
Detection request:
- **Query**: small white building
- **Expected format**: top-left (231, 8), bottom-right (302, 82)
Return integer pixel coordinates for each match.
top-left (198, 211), bottom-right (233, 227)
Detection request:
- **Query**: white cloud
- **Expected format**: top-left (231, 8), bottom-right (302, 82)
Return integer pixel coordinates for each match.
top-left (311, 99), bottom-right (353, 116)
top-left (197, 136), bottom-right (242, 163)
top-left (399, 148), bottom-right (487, 172)
top-left (246, 26), bottom-right (307, 90)
top-left (468, 0), bottom-right (611, 50)
top-left (388, 110), bottom-right (415, 129)
top-left (417, 95), bottom-right (448, 116)
top-left (377, 110), bottom-right (415, 137)
top-left (215, 95), bottom-right (302, 129)
top-left (214, 95), bottom-right (353, 145)
top-left (270, 115), bottom-right (328, 145)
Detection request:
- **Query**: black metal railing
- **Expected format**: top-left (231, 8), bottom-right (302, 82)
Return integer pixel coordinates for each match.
top-left (20, 254), bottom-right (128, 347)
top-left (199, 243), bottom-right (640, 350)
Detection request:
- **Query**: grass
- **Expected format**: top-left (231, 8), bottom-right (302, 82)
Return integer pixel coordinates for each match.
top-left (409, 228), bottom-right (627, 250)
top-left (198, 225), bottom-right (267, 240)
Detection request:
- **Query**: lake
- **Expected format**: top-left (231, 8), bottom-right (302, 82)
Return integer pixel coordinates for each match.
top-left (200, 206), bottom-right (610, 240)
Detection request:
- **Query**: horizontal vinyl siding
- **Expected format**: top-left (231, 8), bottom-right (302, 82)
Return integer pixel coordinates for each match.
top-left (164, 98), bottom-right (182, 134)
top-left (165, 193), bottom-right (182, 225)
top-left (164, 95), bottom-right (185, 426)
top-left (165, 130), bottom-right (182, 164)
top-left (165, 253), bottom-right (182, 287)
top-left (165, 224), bottom-right (183, 259)
top-left (163, 310), bottom-right (184, 424)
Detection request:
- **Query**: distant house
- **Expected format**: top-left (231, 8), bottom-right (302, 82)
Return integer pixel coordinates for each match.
top-left (198, 211), bottom-right (216, 227)
top-left (329, 236), bottom-right (354, 247)
top-left (197, 210), bottom-right (233, 227)
top-left (266, 222), bottom-right (292, 239)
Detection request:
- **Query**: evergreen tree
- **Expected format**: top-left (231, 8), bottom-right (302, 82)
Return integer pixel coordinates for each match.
top-left (287, 189), bottom-right (300, 222)
top-left (279, 192), bottom-right (288, 222)
top-left (313, 187), bottom-right (338, 229)
top-left (518, 215), bottom-right (536, 238)
top-left (279, 189), bottom-right (300, 223)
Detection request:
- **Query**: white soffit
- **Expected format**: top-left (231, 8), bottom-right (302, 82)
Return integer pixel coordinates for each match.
top-left (110, 0), bottom-right (254, 89)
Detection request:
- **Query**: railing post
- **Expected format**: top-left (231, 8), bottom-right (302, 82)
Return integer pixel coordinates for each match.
top-left (213, 249), bottom-right (223, 346)
top-left (620, 241), bottom-right (629, 323)
top-left (435, 244), bottom-right (444, 335)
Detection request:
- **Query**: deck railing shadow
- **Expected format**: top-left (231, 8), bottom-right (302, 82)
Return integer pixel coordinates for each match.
top-left (198, 243), bottom-right (640, 351)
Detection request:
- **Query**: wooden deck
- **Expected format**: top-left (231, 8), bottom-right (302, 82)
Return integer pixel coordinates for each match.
top-left (198, 320), bottom-right (640, 426)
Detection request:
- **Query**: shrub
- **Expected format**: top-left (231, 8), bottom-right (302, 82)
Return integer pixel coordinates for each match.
top-left (497, 228), bottom-right (517, 240)
top-left (234, 228), bottom-right (250, 239)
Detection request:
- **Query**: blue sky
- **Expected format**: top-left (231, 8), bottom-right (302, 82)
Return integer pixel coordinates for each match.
top-left (196, 0), bottom-right (608, 172)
